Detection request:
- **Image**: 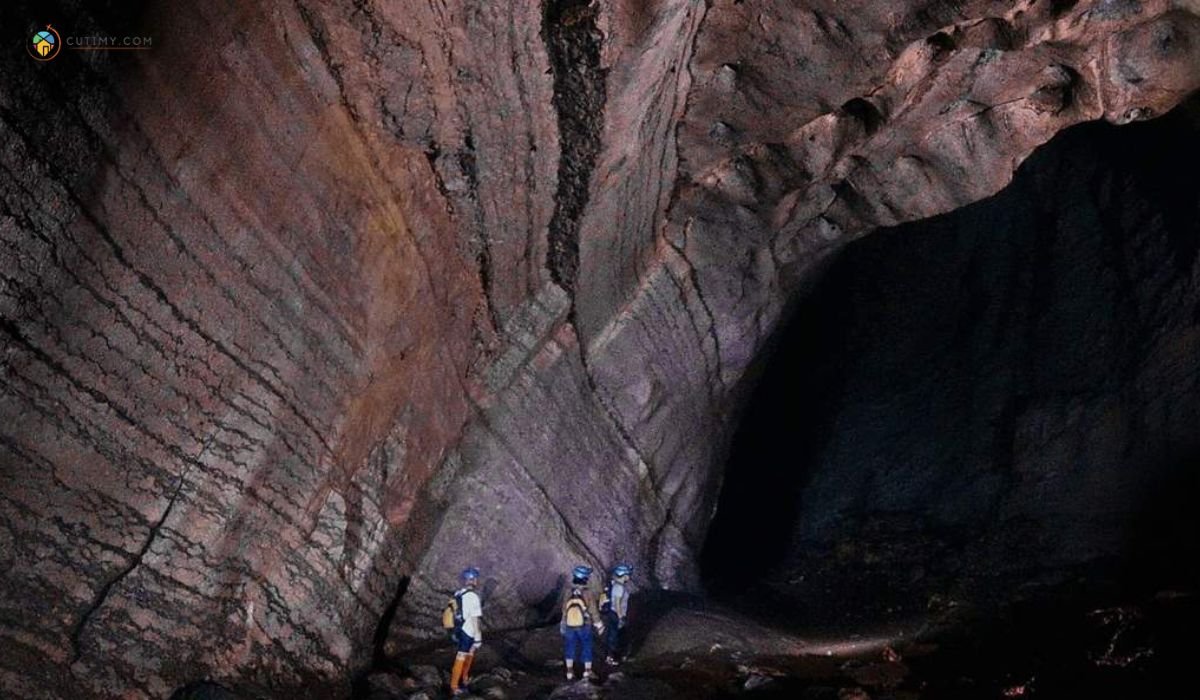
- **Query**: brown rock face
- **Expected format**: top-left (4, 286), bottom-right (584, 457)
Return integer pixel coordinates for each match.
top-left (0, 0), bottom-right (1197, 697)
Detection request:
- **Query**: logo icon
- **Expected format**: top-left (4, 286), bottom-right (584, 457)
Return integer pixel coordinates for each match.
top-left (28, 24), bottom-right (61, 61)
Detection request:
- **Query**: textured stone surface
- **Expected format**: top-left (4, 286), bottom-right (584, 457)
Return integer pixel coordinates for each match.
top-left (704, 96), bottom-right (1200, 618)
top-left (0, 0), bottom-right (1197, 697)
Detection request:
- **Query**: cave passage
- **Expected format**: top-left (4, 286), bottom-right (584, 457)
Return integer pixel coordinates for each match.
top-left (701, 97), bottom-right (1200, 626)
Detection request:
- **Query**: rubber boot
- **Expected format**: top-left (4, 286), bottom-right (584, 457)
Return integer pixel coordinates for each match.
top-left (450, 653), bottom-right (466, 694)
top-left (564, 658), bottom-right (574, 681)
top-left (583, 662), bottom-right (593, 680)
top-left (461, 652), bottom-right (475, 689)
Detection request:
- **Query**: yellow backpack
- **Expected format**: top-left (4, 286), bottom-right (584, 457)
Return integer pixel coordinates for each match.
top-left (564, 591), bottom-right (587, 627)
top-left (441, 590), bottom-right (465, 631)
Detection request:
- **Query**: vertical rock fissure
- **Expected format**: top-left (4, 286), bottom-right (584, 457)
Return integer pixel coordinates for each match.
top-left (69, 483), bottom-right (182, 660)
top-left (369, 576), bottom-right (409, 668)
top-left (295, 1), bottom-right (358, 126)
top-left (542, 2), bottom-right (674, 568)
top-left (461, 128), bottom-right (503, 334)
top-left (543, 0), bottom-right (606, 297)
top-left (69, 437), bottom-right (210, 661)
top-left (666, 237), bottom-right (727, 395)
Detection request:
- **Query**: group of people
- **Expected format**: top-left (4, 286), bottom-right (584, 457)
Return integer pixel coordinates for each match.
top-left (443, 563), bottom-right (634, 696)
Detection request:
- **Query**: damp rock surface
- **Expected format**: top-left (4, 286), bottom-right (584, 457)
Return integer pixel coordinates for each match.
top-left (0, 0), bottom-right (1198, 697)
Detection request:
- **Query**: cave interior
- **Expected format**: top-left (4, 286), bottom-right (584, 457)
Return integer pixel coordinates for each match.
top-left (1, 1), bottom-right (1198, 699)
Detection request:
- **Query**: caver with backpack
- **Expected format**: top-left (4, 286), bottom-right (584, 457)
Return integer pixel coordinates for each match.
top-left (441, 567), bottom-right (483, 696)
top-left (560, 564), bottom-right (605, 681)
top-left (599, 564), bottom-right (632, 665)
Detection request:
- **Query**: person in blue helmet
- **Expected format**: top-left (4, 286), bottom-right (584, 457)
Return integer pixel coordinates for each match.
top-left (447, 567), bottom-right (483, 696)
top-left (600, 564), bottom-right (632, 665)
top-left (560, 564), bottom-right (604, 681)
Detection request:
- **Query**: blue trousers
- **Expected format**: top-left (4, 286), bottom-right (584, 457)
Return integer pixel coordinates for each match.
top-left (563, 626), bottom-right (593, 664)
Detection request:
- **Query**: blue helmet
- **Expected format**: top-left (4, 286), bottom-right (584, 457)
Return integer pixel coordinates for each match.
top-left (461, 567), bottom-right (481, 582)
top-left (613, 564), bottom-right (633, 578)
top-left (572, 565), bottom-right (592, 582)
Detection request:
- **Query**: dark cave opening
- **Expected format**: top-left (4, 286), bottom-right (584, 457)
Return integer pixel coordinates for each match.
top-left (701, 96), bottom-right (1200, 628)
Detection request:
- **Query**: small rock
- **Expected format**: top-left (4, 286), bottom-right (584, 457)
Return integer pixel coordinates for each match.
top-left (409, 665), bottom-right (442, 688)
top-left (491, 667), bottom-right (514, 683)
top-left (709, 122), bottom-right (735, 143)
top-left (845, 660), bottom-right (908, 689)
top-left (744, 674), bottom-right (773, 691)
top-left (481, 688), bottom-right (506, 700)
top-left (468, 673), bottom-right (500, 690)
top-left (170, 682), bottom-right (242, 700)
top-left (364, 672), bottom-right (408, 699)
top-left (716, 63), bottom-right (739, 89)
top-left (408, 693), bottom-right (432, 700)
top-left (548, 681), bottom-right (603, 699)
top-left (839, 687), bottom-right (871, 700)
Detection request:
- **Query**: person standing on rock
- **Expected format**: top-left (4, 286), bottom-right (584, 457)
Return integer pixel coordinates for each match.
top-left (601, 564), bottom-right (632, 665)
top-left (561, 564), bottom-right (604, 681)
top-left (449, 566), bottom-right (483, 696)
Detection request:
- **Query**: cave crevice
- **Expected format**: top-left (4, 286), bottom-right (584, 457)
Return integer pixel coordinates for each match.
top-left (543, 0), bottom-right (607, 297)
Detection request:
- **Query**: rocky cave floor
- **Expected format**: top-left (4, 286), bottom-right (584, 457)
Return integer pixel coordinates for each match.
top-left (339, 586), bottom-right (1200, 700)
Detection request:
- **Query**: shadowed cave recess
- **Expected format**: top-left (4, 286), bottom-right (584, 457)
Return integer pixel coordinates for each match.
top-left (2, 0), bottom-right (1200, 699)
top-left (704, 95), bottom-right (1200, 610)
top-left (702, 96), bottom-right (1200, 696)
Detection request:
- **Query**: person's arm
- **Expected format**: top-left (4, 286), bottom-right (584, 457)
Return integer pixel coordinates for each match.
top-left (587, 579), bottom-right (604, 619)
top-left (586, 583), bottom-right (605, 633)
top-left (559, 588), bottom-right (570, 633)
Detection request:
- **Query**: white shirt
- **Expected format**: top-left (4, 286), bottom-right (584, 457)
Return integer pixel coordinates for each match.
top-left (460, 589), bottom-right (482, 640)
top-left (610, 580), bottom-right (629, 620)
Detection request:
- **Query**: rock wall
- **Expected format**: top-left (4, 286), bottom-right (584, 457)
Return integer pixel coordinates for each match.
top-left (704, 96), bottom-right (1200, 621)
top-left (1, 0), bottom-right (1198, 697)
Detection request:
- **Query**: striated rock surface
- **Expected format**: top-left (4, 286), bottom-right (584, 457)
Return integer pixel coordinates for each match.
top-left (0, 0), bottom-right (1197, 697)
